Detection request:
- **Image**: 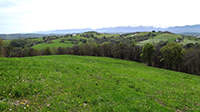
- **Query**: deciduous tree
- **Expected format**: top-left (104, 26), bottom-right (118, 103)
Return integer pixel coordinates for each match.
top-left (44, 46), bottom-right (52, 55)
top-left (160, 43), bottom-right (183, 70)
top-left (140, 43), bottom-right (155, 66)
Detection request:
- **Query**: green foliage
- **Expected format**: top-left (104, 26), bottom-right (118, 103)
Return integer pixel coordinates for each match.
top-left (44, 46), bottom-right (52, 55)
top-left (140, 43), bottom-right (155, 66)
top-left (0, 39), bottom-right (5, 57)
top-left (2, 39), bottom-right (11, 46)
top-left (91, 42), bottom-right (99, 56)
top-left (131, 40), bottom-right (136, 47)
top-left (0, 55), bottom-right (200, 111)
top-left (79, 43), bottom-right (86, 55)
top-left (10, 39), bottom-right (32, 48)
top-left (160, 43), bottom-right (183, 69)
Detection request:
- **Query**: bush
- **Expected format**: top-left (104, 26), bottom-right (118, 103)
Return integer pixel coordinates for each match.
top-left (44, 46), bottom-right (52, 55)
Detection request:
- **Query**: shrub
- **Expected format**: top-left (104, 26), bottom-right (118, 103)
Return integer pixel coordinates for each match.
top-left (44, 46), bottom-right (52, 55)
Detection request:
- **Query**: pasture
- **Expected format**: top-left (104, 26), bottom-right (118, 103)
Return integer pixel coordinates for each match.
top-left (137, 39), bottom-right (167, 46)
top-left (0, 55), bottom-right (199, 111)
top-left (32, 38), bottom-right (76, 50)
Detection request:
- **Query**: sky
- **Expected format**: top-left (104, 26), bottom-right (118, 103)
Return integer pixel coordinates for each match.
top-left (0, 0), bottom-right (199, 34)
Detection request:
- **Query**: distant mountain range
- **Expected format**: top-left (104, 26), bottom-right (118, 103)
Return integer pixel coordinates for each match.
top-left (36, 24), bottom-right (200, 34)
top-left (1, 25), bottom-right (200, 39)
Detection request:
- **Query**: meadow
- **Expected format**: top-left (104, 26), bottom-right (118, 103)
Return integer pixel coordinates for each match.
top-left (0, 55), bottom-right (200, 111)
top-left (154, 33), bottom-right (182, 40)
top-left (180, 39), bottom-right (200, 46)
top-left (137, 39), bottom-right (167, 46)
top-left (136, 33), bottom-right (192, 46)
top-left (32, 38), bottom-right (76, 50)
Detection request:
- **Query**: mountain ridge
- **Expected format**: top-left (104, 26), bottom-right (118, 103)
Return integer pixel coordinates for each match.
top-left (35, 24), bottom-right (200, 34)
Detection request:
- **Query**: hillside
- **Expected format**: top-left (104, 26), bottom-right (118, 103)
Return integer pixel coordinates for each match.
top-left (0, 55), bottom-right (200, 111)
top-left (3, 31), bottom-right (200, 50)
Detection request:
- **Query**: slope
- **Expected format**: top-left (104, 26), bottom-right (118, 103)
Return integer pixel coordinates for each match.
top-left (0, 55), bottom-right (199, 111)
top-left (137, 33), bottom-right (183, 46)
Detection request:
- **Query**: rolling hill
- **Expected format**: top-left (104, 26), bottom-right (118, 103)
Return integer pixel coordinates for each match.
top-left (0, 55), bottom-right (199, 111)
top-left (3, 31), bottom-right (200, 50)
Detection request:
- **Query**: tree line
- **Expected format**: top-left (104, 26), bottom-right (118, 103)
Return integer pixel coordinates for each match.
top-left (0, 38), bottom-right (200, 76)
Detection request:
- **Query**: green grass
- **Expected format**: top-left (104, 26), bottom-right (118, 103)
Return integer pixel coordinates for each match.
top-left (137, 33), bottom-right (183, 46)
top-left (137, 39), bottom-right (167, 46)
top-left (137, 32), bottom-right (150, 36)
top-left (69, 35), bottom-right (94, 40)
top-left (31, 33), bottom-right (120, 50)
top-left (32, 38), bottom-right (76, 50)
top-left (154, 33), bottom-right (182, 42)
top-left (136, 32), bottom-right (161, 36)
top-left (0, 55), bottom-right (200, 111)
top-left (180, 39), bottom-right (200, 46)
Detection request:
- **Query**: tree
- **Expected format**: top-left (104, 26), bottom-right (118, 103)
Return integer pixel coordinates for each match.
top-left (5, 45), bottom-right (14, 57)
top-left (131, 40), bottom-right (136, 47)
top-left (160, 43), bottom-right (184, 70)
top-left (182, 48), bottom-right (200, 75)
top-left (57, 47), bottom-right (66, 55)
top-left (140, 43), bottom-right (155, 66)
top-left (152, 45), bottom-right (163, 68)
top-left (44, 46), bottom-right (52, 55)
top-left (79, 43), bottom-right (86, 55)
top-left (10, 39), bottom-right (29, 48)
top-left (91, 42), bottom-right (99, 56)
top-left (0, 39), bottom-right (5, 57)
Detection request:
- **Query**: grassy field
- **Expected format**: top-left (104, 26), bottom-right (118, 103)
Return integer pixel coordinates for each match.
top-left (0, 55), bottom-right (200, 111)
top-left (180, 39), bottom-right (200, 46)
top-left (32, 38), bottom-right (76, 50)
top-left (137, 33), bottom-right (183, 46)
top-left (31, 33), bottom-right (120, 50)
top-left (137, 39), bottom-right (167, 46)
top-left (137, 32), bottom-right (162, 37)
top-left (154, 33), bottom-right (182, 42)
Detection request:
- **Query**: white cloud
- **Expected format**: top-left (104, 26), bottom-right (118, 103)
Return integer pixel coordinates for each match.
top-left (0, 0), bottom-right (200, 33)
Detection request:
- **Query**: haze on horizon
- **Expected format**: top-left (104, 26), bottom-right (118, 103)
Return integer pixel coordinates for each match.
top-left (0, 0), bottom-right (199, 34)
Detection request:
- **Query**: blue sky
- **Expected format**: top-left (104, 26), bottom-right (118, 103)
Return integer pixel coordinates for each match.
top-left (0, 0), bottom-right (199, 34)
